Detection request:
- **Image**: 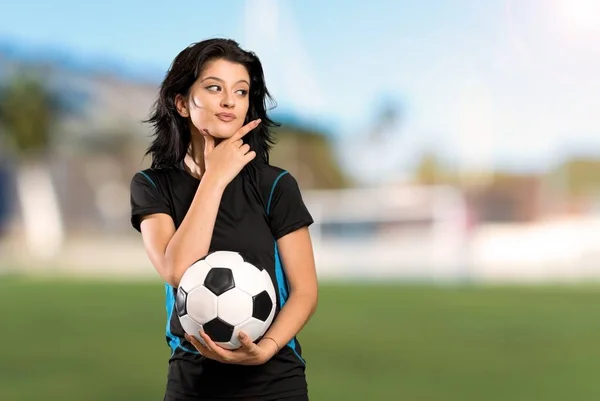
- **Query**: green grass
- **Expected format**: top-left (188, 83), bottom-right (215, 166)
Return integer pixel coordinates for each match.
top-left (1, 276), bottom-right (600, 400)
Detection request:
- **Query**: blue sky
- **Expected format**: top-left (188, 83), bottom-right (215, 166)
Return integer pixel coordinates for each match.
top-left (2, 0), bottom-right (600, 181)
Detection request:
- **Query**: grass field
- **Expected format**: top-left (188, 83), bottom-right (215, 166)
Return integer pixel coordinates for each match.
top-left (1, 276), bottom-right (599, 401)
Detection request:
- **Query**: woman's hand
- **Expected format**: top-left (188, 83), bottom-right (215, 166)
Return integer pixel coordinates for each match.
top-left (202, 119), bottom-right (260, 189)
top-left (185, 329), bottom-right (278, 366)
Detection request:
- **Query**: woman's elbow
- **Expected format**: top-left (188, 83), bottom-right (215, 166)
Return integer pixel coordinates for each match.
top-left (165, 263), bottom-right (185, 288)
top-left (166, 273), bottom-right (180, 288)
top-left (159, 264), bottom-right (180, 288)
top-left (308, 295), bottom-right (318, 316)
top-left (159, 253), bottom-right (182, 288)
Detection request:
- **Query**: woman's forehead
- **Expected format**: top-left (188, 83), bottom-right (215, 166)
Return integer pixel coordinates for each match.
top-left (200, 59), bottom-right (250, 82)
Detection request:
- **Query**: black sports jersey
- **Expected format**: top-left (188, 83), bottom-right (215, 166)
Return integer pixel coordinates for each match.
top-left (130, 162), bottom-right (314, 401)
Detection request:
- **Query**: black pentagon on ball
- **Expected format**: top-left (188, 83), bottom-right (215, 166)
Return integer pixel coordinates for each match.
top-left (175, 288), bottom-right (188, 317)
top-left (204, 267), bottom-right (235, 296)
top-left (203, 318), bottom-right (235, 343)
top-left (252, 290), bottom-right (273, 322)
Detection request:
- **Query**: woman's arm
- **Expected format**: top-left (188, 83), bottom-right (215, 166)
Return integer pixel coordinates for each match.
top-left (140, 174), bottom-right (225, 288)
top-left (259, 226), bottom-right (318, 350)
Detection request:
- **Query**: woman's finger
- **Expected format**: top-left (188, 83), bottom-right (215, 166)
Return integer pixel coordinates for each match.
top-left (229, 119), bottom-right (261, 142)
top-left (185, 334), bottom-right (207, 354)
top-left (200, 330), bottom-right (233, 362)
top-left (238, 331), bottom-right (255, 350)
top-left (239, 144), bottom-right (251, 154)
top-left (186, 334), bottom-right (224, 361)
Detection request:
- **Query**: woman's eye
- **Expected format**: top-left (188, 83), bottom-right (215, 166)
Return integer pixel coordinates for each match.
top-left (205, 85), bottom-right (247, 95)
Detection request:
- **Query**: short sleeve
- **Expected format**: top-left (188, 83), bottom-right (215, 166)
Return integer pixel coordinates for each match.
top-left (130, 171), bottom-right (171, 232)
top-left (267, 172), bottom-right (314, 240)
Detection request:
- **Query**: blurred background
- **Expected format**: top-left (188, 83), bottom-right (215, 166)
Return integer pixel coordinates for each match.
top-left (1, 0), bottom-right (600, 400)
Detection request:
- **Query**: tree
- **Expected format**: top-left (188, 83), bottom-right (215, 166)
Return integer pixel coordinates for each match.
top-left (270, 123), bottom-right (351, 189)
top-left (0, 72), bottom-right (59, 156)
top-left (552, 157), bottom-right (600, 197)
top-left (413, 150), bottom-right (444, 185)
top-left (0, 69), bottom-right (65, 259)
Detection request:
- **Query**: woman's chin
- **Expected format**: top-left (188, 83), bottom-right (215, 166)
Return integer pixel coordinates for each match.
top-left (209, 133), bottom-right (233, 141)
top-left (209, 128), bottom-right (239, 140)
top-left (192, 123), bottom-right (241, 140)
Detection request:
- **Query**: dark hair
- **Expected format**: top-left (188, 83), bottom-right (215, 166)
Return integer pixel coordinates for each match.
top-left (144, 38), bottom-right (279, 169)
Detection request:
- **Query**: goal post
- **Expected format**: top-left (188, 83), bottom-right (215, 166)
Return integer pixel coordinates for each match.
top-left (303, 185), bottom-right (471, 282)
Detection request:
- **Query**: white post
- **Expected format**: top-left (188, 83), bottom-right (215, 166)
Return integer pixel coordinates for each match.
top-left (16, 161), bottom-right (64, 260)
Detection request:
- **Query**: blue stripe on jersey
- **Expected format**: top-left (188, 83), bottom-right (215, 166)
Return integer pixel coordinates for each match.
top-left (266, 171), bottom-right (289, 215)
top-left (273, 240), bottom-right (289, 307)
top-left (268, 171), bottom-right (305, 365)
top-left (139, 171), bottom-right (157, 188)
top-left (164, 283), bottom-right (179, 354)
top-left (165, 283), bottom-right (199, 355)
top-left (274, 241), bottom-right (306, 365)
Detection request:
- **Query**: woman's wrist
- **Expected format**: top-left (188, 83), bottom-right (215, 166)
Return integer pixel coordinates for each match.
top-left (257, 336), bottom-right (280, 363)
top-left (200, 170), bottom-right (228, 192)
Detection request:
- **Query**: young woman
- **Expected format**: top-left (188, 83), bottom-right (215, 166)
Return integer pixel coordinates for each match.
top-left (130, 38), bottom-right (318, 401)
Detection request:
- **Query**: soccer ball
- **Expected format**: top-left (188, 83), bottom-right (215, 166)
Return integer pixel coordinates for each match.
top-left (176, 251), bottom-right (277, 350)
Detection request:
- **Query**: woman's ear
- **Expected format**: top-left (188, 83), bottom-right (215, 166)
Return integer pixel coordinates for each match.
top-left (175, 94), bottom-right (189, 117)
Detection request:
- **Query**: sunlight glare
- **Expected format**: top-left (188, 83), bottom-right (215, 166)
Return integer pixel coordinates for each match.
top-left (556, 0), bottom-right (600, 32)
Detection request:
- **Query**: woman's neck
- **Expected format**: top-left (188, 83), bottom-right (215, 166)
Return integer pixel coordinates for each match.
top-left (183, 134), bottom-right (206, 180)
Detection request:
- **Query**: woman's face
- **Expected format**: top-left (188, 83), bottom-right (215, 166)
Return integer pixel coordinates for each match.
top-left (176, 58), bottom-right (250, 139)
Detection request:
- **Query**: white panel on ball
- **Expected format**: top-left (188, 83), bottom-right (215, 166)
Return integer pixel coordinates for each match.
top-left (179, 314), bottom-right (206, 346)
top-left (229, 262), bottom-right (268, 296)
top-left (205, 251), bottom-right (244, 268)
top-left (179, 260), bottom-right (211, 291)
top-left (187, 286), bottom-right (218, 324)
top-left (231, 317), bottom-right (271, 349)
top-left (217, 287), bottom-right (252, 326)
